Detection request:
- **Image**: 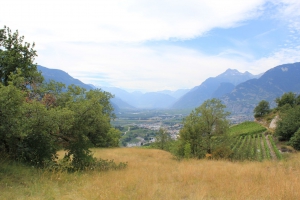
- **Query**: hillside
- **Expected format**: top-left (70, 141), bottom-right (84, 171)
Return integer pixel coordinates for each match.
top-left (37, 65), bottom-right (93, 90)
top-left (1, 148), bottom-right (300, 199)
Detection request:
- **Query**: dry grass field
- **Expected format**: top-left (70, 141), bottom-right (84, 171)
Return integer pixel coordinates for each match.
top-left (1, 148), bottom-right (300, 199)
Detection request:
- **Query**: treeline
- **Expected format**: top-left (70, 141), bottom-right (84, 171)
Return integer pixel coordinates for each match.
top-left (0, 26), bottom-right (124, 170)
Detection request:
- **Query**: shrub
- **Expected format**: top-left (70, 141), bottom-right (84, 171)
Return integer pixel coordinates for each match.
top-left (212, 146), bottom-right (233, 160)
top-left (289, 129), bottom-right (300, 150)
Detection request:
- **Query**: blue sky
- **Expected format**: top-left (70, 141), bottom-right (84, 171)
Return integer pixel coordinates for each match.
top-left (1, 0), bottom-right (300, 92)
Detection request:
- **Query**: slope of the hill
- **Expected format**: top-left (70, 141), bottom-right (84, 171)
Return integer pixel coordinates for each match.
top-left (2, 148), bottom-right (300, 199)
top-left (38, 65), bottom-right (93, 90)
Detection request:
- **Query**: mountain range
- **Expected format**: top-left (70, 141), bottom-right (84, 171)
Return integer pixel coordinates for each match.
top-left (222, 62), bottom-right (300, 115)
top-left (37, 62), bottom-right (300, 116)
top-left (37, 65), bottom-right (188, 110)
top-left (171, 69), bottom-right (261, 109)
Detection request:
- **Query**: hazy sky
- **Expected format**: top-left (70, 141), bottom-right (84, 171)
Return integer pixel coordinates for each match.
top-left (1, 0), bottom-right (300, 92)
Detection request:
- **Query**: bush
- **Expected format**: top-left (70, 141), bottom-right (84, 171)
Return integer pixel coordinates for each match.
top-left (55, 156), bottom-right (127, 172)
top-left (289, 129), bottom-right (300, 150)
top-left (212, 146), bottom-right (233, 160)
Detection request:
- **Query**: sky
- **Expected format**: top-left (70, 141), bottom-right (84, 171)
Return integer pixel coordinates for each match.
top-left (1, 0), bottom-right (300, 92)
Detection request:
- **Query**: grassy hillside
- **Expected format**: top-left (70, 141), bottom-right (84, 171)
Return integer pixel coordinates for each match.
top-left (1, 148), bottom-right (300, 199)
top-left (229, 121), bottom-right (267, 136)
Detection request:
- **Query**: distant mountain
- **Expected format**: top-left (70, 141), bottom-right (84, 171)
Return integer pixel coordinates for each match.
top-left (211, 82), bottom-right (235, 98)
top-left (171, 68), bottom-right (260, 109)
top-left (37, 65), bottom-right (133, 110)
top-left (37, 65), bottom-right (93, 90)
top-left (111, 97), bottom-right (135, 110)
top-left (157, 89), bottom-right (190, 99)
top-left (222, 62), bottom-right (300, 115)
top-left (101, 87), bottom-right (179, 109)
top-left (134, 92), bottom-right (176, 109)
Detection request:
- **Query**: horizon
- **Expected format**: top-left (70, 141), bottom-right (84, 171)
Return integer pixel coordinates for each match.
top-left (2, 0), bottom-right (300, 92)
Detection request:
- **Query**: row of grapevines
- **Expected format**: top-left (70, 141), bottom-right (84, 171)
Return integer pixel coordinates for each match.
top-left (262, 134), bottom-right (271, 160)
top-left (230, 132), bottom-right (282, 161)
top-left (257, 134), bottom-right (264, 161)
top-left (268, 135), bottom-right (282, 160)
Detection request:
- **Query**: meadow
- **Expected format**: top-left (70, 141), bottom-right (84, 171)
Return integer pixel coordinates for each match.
top-left (1, 148), bottom-right (300, 200)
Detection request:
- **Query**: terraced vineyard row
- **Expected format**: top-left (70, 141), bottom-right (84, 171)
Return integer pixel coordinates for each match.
top-left (230, 133), bottom-right (282, 161)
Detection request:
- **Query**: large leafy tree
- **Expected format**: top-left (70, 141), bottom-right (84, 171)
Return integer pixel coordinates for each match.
top-left (178, 98), bottom-right (230, 159)
top-left (0, 26), bottom-right (43, 86)
top-left (0, 27), bottom-right (121, 169)
top-left (254, 100), bottom-right (270, 118)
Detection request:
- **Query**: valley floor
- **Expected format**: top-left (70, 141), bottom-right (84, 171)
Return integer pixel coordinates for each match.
top-left (1, 148), bottom-right (300, 199)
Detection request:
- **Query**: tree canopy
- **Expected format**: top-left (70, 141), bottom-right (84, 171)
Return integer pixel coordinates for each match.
top-left (178, 98), bottom-right (231, 159)
top-left (0, 26), bottom-right (42, 86)
top-left (254, 100), bottom-right (270, 118)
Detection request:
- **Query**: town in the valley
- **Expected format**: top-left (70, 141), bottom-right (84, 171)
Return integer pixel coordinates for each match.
top-left (113, 110), bottom-right (253, 147)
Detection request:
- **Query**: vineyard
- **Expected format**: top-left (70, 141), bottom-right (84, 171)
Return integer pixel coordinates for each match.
top-left (229, 121), bottom-right (282, 161)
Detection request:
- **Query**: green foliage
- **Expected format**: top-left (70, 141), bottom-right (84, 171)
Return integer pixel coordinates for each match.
top-left (0, 26), bottom-right (43, 86)
top-left (17, 101), bottom-right (61, 166)
top-left (275, 92), bottom-right (298, 108)
top-left (268, 135), bottom-right (282, 159)
top-left (0, 26), bottom-right (123, 171)
top-left (0, 78), bottom-right (26, 156)
top-left (289, 129), bottom-right (300, 150)
top-left (155, 128), bottom-right (171, 150)
top-left (178, 98), bottom-right (230, 159)
top-left (229, 133), bottom-right (282, 162)
top-left (254, 100), bottom-right (270, 118)
top-left (258, 135), bottom-right (264, 161)
top-left (168, 140), bottom-right (185, 159)
top-left (275, 106), bottom-right (300, 141)
top-left (184, 142), bottom-right (191, 159)
top-left (262, 135), bottom-right (271, 160)
top-left (212, 145), bottom-right (232, 160)
top-left (229, 121), bottom-right (266, 136)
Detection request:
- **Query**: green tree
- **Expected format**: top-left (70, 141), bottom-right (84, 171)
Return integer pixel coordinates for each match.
top-left (275, 92), bottom-right (297, 108)
top-left (155, 128), bottom-right (171, 150)
top-left (178, 98), bottom-right (230, 159)
top-left (275, 106), bottom-right (300, 141)
top-left (0, 26), bottom-right (42, 86)
top-left (289, 128), bottom-right (300, 150)
top-left (59, 85), bottom-right (120, 169)
top-left (254, 100), bottom-right (270, 118)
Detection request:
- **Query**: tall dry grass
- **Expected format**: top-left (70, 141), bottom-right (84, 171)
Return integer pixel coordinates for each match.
top-left (1, 148), bottom-right (300, 199)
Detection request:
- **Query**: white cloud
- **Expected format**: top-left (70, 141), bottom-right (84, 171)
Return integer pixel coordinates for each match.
top-left (1, 0), bottom-right (300, 92)
top-left (1, 0), bottom-right (265, 43)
